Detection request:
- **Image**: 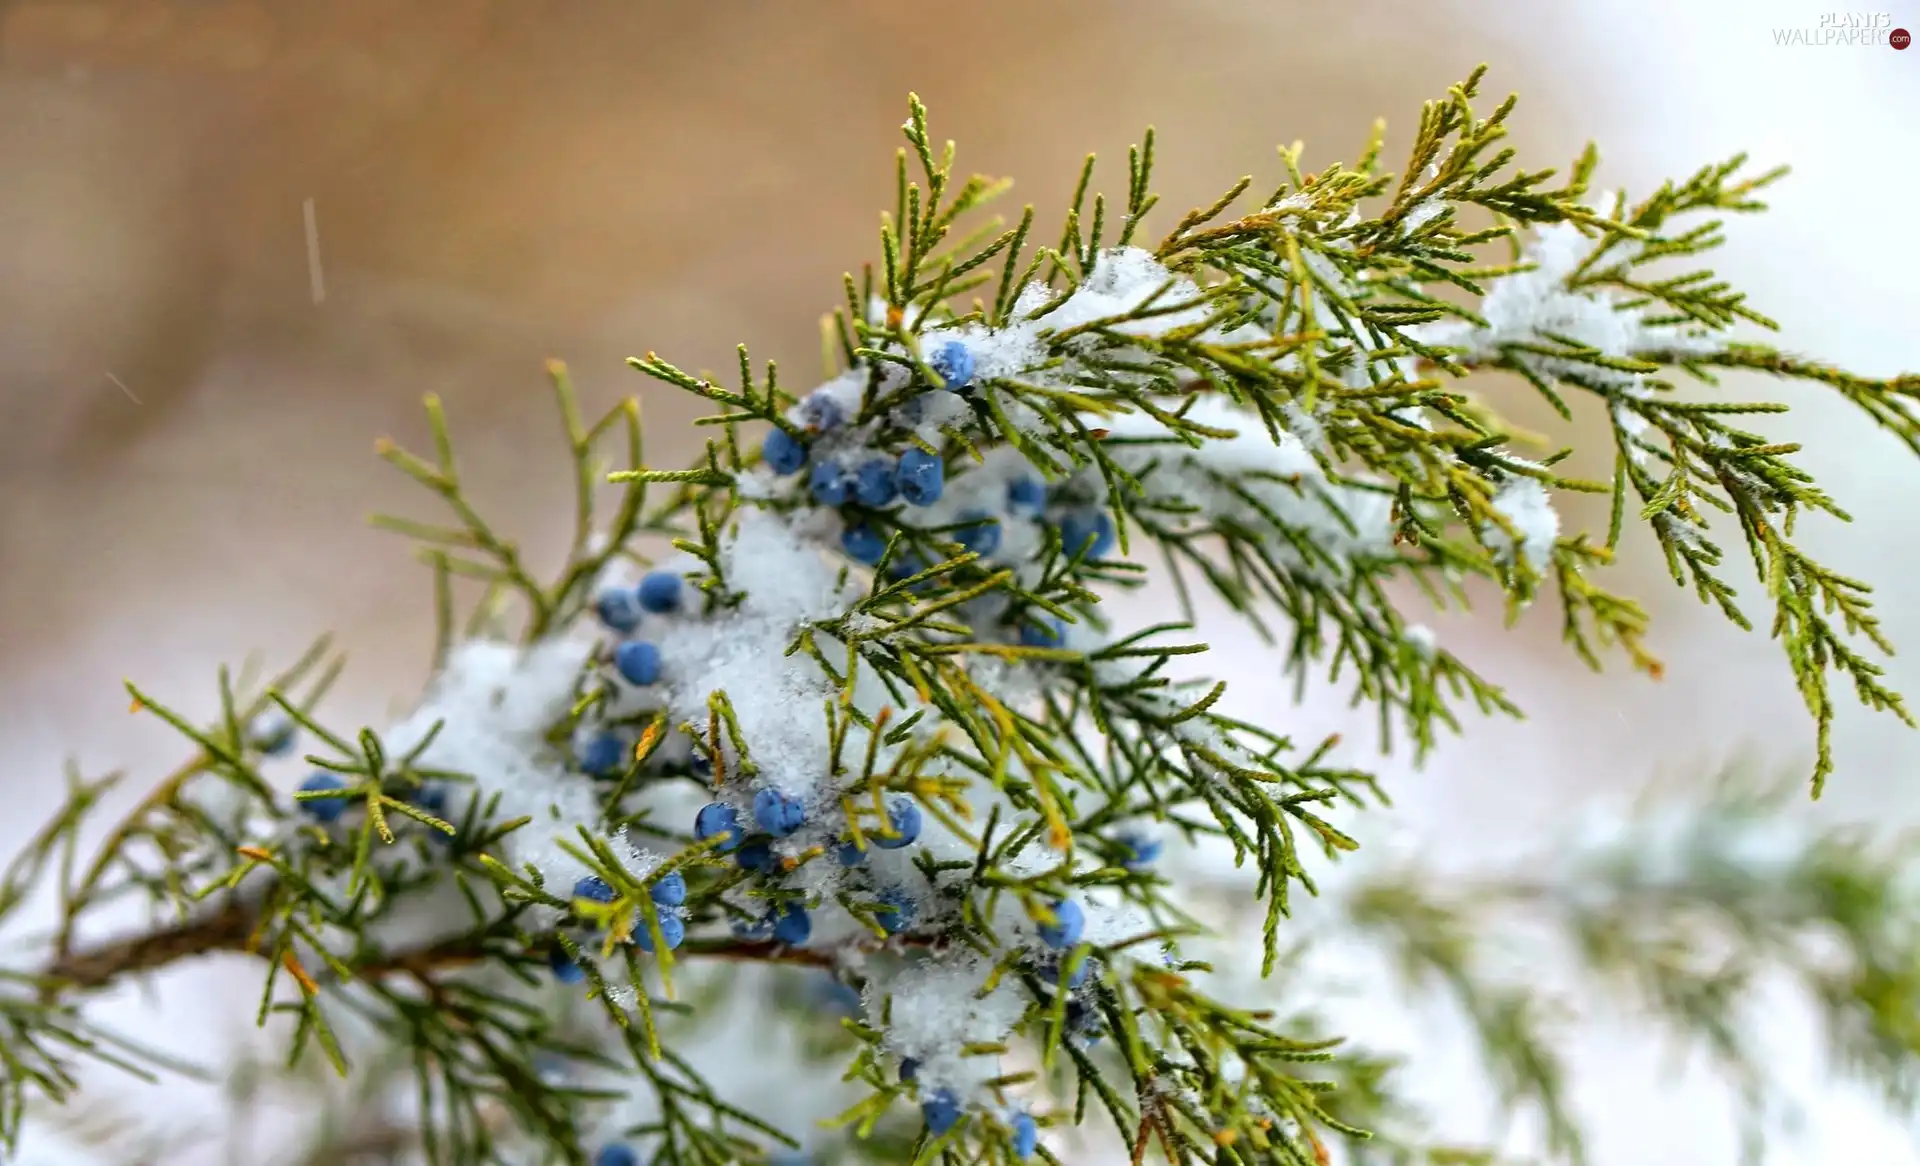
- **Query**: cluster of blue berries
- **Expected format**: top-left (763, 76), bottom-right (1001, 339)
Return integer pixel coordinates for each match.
top-left (549, 869), bottom-right (688, 982)
top-left (762, 340), bottom-right (983, 560)
top-left (844, 504), bottom-right (1014, 579)
top-left (693, 794), bottom-right (806, 943)
top-left (903, 1070), bottom-right (1037, 1158)
top-left (692, 792), bottom-right (926, 945)
top-left (593, 569), bottom-right (684, 688)
top-left (596, 568), bottom-right (684, 630)
top-left (840, 466), bottom-right (1048, 580)
top-left (806, 443), bottom-right (944, 512)
top-left (1008, 467), bottom-right (1116, 562)
top-left (766, 422), bottom-right (948, 509)
top-left (579, 569), bottom-right (694, 780)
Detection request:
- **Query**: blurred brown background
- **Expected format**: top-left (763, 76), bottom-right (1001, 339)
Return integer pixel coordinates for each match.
top-left (1, 2), bottom-right (1916, 1163)
top-left (0, 0), bottom-right (1579, 683)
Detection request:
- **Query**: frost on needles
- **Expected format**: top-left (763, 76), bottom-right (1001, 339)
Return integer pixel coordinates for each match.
top-left (9, 69), bottom-right (1920, 1166)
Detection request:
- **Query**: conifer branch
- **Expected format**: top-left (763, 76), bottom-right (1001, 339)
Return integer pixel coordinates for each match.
top-left (6, 73), bottom-right (1916, 1166)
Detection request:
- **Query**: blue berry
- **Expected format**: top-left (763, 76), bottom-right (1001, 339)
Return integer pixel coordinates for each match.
top-left (1039, 954), bottom-right (1092, 989)
top-left (1087, 512), bottom-right (1117, 558)
top-left (1037, 898), bottom-right (1085, 950)
top-left (1006, 1114), bottom-right (1036, 1160)
top-left (836, 841), bottom-right (868, 867)
top-left (634, 912), bottom-right (686, 953)
top-left (414, 782), bottom-right (449, 815)
top-left (928, 339), bottom-right (976, 392)
top-left (1018, 617), bottom-right (1066, 648)
top-left (922, 1089), bottom-right (963, 1136)
top-left (694, 803), bottom-right (744, 852)
top-left (810, 460), bottom-right (852, 506)
top-left (637, 571), bottom-right (683, 614)
top-left (296, 772), bottom-right (349, 823)
top-left (771, 903), bottom-right (811, 946)
top-left (899, 1057), bottom-right (919, 1082)
top-left (753, 789), bottom-right (807, 837)
top-left (887, 550), bottom-right (933, 591)
top-left (690, 751), bottom-right (713, 778)
top-left (814, 975), bottom-right (863, 1018)
top-left (548, 948), bottom-right (586, 984)
top-left (954, 513), bottom-right (1001, 558)
top-left (249, 713), bottom-right (297, 756)
top-left (873, 797), bottom-right (922, 850)
top-left (614, 641), bottom-right (662, 686)
top-left (1006, 476), bottom-right (1048, 518)
top-left (853, 458), bottom-right (899, 507)
top-left (875, 888), bottom-right (917, 935)
top-left (650, 871), bottom-right (687, 907)
top-left (595, 587), bottom-right (644, 633)
top-left (894, 448), bottom-right (945, 507)
top-left (418, 786), bottom-right (460, 846)
top-left (842, 523), bottom-right (889, 566)
top-left (579, 732), bottom-right (627, 778)
top-left (573, 875), bottom-right (617, 904)
top-left (1117, 832), bottom-right (1163, 871)
top-left (736, 842), bottom-right (775, 871)
top-left (1058, 509), bottom-right (1116, 560)
top-left (762, 428), bottom-right (809, 475)
top-left (800, 392), bottom-right (847, 433)
top-left (1065, 996), bottom-right (1098, 1039)
top-left (732, 913), bottom-right (774, 941)
top-left (1011, 1112), bottom-right (1039, 1159)
top-left (593, 1145), bottom-right (639, 1166)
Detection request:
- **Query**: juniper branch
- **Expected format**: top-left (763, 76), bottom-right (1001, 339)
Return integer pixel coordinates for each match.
top-left (7, 71), bottom-right (1916, 1166)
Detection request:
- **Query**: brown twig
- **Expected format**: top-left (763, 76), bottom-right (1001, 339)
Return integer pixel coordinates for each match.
top-left (43, 897), bottom-right (256, 989)
top-left (40, 894), bottom-right (873, 996)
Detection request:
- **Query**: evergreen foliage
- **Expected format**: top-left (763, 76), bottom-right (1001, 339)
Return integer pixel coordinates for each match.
top-left (6, 70), bottom-right (1919, 1165)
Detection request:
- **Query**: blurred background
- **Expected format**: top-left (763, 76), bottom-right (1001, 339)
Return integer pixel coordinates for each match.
top-left (1, 1), bottom-right (1915, 1163)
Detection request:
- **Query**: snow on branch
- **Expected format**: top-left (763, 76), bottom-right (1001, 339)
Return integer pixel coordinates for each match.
top-left (9, 71), bottom-right (1919, 1166)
